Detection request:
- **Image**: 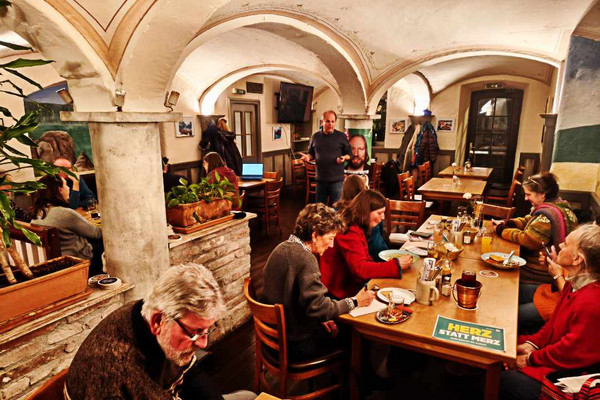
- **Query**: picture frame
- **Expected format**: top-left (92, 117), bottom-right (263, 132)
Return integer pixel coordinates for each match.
top-left (273, 126), bottom-right (283, 140)
top-left (437, 118), bottom-right (455, 132)
top-left (389, 118), bottom-right (407, 134)
top-left (177, 116), bottom-right (194, 137)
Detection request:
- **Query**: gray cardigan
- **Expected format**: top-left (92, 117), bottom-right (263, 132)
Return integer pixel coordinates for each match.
top-left (261, 238), bottom-right (350, 343)
top-left (31, 206), bottom-right (102, 260)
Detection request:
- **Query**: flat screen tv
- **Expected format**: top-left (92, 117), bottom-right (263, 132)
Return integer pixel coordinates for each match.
top-left (277, 82), bottom-right (313, 123)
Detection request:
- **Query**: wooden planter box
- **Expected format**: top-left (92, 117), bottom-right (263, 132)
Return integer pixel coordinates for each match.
top-left (0, 256), bottom-right (90, 323)
top-left (166, 199), bottom-right (232, 227)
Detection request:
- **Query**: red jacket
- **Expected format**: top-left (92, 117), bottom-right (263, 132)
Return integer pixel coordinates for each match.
top-left (518, 281), bottom-right (600, 382)
top-left (320, 225), bottom-right (401, 299)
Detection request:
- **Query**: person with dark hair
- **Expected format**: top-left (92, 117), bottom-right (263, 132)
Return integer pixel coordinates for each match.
top-left (493, 172), bottom-right (578, 284)
top-left (261, 203), bottom-right (374, 360)
top-left (200, 119), bottom-right (243, 175)
top-left (30, 174), bottom-right (103, 275)
top-left (301, 110), bottom-right (351, 205)
top-left (53, 156), bottom-right (95, 209)
top-left (500, 224), bottom-right (600, 400)
top-left (203, 152), bottom-right (239, 193)
top-left (320, 190), bottom-right (412, 299)
top-left (162, 157), bottom-right (187, 193)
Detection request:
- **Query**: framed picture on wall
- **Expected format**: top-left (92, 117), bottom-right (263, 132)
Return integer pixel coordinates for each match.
top-left (437, 118), bottom-right (455, 132)
top-left (273, 126), bottom-right (283, 140)
top-left (389, 118), bottom-right (407, 134)
top-left (177, 116), bottom-right (194, 137)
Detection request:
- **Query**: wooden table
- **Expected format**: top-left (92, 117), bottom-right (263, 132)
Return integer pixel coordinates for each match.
top-left (439, 166), bottom-right (493, 180)
top-left (418, 177), bottom-right (487, 202)
top-left (340, 219), bottom-right (519, 400)
top-left (237, 178), bottom-right (275, 190)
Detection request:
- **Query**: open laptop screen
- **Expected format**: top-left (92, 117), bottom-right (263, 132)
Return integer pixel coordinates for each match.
top-left (241, 163), bottom-right (264, 179)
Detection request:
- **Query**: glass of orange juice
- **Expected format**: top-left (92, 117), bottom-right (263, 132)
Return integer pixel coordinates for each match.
top-left (481, 231), bottom-right (494, 254)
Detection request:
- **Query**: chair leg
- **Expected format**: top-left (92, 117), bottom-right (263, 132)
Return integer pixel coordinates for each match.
top-left (265, 206), bottom-right (271, 236)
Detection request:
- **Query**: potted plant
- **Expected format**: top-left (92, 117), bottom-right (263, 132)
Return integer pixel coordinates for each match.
top-left (165, 173), bottom-right (239, 227)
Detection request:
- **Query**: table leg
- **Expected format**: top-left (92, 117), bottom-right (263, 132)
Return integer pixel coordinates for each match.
top-left (483, 362), bottom-right (502, 400)
top-left (349, 328), bottom-right (362, 400)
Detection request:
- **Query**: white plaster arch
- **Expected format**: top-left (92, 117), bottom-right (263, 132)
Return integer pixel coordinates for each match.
top-left (168, 12), bottom-right (367, 114)
top-left (3, 0), bottom-right (115, 111)
top-left (366, 49), bottom-right (561, 114)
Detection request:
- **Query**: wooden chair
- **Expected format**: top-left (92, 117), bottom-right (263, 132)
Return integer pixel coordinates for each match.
top-left (385, 199), bottom-right (425, 234)
top-left (423, 160), bottom-right (432, 181)
top-left (489, 166), bottom-right (525, 191)
top-left (27, 368), bottom-right (68, 400)
top-left (8, 222), bottom-right (61, 266)
top-left (243, 278), bottom-right (345, 399)
top-left (485, 179), bottom-right (521, 207)
top-left (247, 178), bottom-right (283, 235)
top-left (304, 161), bottom-right (317, 204)
top-left (481, 203), bottom-right (516, 220)
top-left (263, 171), bottom-right (280, 179)
top-left (249, 171), bottom-right (280, 201)
top-left (417, 163), bottom-right (428, 187)
top-left (370, 163), bottom-right (384, 192)
top-left (290, 158), bottom-right (305, 196)
top-left (396, 172), bottom-right (410, 199)
top-left (403, 176), bottom-right (416, 200)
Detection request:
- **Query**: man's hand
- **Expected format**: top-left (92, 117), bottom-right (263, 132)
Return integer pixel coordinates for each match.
top-left (354, 288), bottom-right (375, 307)
top-left (321, 320), bottom-right (338, 337)
top-left (300, 153), bottom-right (312, 162)
top-left (336, 155), bottom-right (348, 164)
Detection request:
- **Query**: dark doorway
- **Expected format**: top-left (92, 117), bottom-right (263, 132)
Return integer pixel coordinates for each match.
top-left (230, 100), bottom-right (261, 162)
top-left (465, 89), bottom-right (523, 184)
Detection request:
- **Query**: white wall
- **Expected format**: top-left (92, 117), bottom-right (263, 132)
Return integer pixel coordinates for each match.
top-left (312, 88), bottom-right (340, 132)
top-left (384, 79), bottom-right (415, 149)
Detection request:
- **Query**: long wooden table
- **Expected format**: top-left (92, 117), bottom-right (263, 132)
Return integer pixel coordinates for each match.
top-left (438, 166), bottom-right (493, 180)
top-left (237, 177), bottom-right (275, 190)
top-left (418, 177), bottom-right (487, 202)
top-left (339, 219), bottom-right (519, 400)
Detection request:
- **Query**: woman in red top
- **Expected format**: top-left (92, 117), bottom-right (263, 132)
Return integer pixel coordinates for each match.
top-left (320, 189), bottom-right (412, 299)
top-left (500, 224), bottom-right (600, 400)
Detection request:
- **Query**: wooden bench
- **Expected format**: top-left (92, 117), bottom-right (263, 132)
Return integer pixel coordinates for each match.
top-left (8, 222), bottom-right (61, 266)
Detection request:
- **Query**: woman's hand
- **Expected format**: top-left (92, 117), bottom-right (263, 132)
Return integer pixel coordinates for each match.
top-left (547, 257), bottom-right (563, 280)
top-left (491, 219), bottom-right (504, 228)
top-left (516, 354), bottom-right (529, 369)
top-left (354, 288), bottom-right (375, 307)
top-left (517, 342), bottom-right (535, 355)
top-left (397, 255), bottom-right (412, 270)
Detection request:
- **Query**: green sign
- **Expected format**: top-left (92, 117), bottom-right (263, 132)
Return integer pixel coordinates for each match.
top-left (432, 316), bottom-right (505, 352)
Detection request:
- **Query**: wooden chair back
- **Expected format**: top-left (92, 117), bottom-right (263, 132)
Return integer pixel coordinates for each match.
top-left (263, 171), bottom-right (279, 180)
top-left (26, 368), bottom-right (68, 400)
top-left (303, 161), bottom-right (317, 204)
top-left (417, 163), bottom-right (428, 187)
top-left (403, 176), bottom-right (416, 200)
top-left (8, 222), bottom-right (61, 266)
top-left (290, 158), bottom-right (305, 194)
top-left (423, 161), bottom-right (432, 181)
top-left (486, 180), bottom-right (521, 207)
top-left (370, 163), bottom-right (384, 192)
top-left (249, 178), bottom-right (283, 235)
top-left (481, 203), bottom-right (515, 220)
top-left (396, 172), bottom-right (410, 199)
top-left (386, 199), bottom-right (425, 233)
top-left (243, 278), bottom-right (344, 399)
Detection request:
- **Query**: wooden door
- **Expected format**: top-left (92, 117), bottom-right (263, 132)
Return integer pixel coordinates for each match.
top-left (230, 101), bottom-right (261, 162)
top-left (465, 89), bottom-right (523, 184)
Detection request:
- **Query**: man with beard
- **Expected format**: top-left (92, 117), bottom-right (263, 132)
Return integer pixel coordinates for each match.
top-left (66, 263), bottom-right (255, 400)
top-left (346, 134), bottom-right (371, 172)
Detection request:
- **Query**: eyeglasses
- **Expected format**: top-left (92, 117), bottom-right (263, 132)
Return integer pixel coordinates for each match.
top-left (174, 319), bottom-right (218, 341)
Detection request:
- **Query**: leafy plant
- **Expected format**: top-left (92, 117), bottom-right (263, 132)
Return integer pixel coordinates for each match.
top-left (165, 173), bottom-right (240, 208)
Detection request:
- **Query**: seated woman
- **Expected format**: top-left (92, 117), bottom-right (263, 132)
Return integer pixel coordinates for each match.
top-left (30, 175), bottom-right (103, 275)
top-left (493, 172), bottom-right (577, 284)
top-left (500, 224), bottom-right (600, 400)
top-left (261, 203), bottom-right (374, 360)
top-left (320, 189), bottom-right (412, 299)
top-left (335, 175), bottom-right (388, 262)
top-left (203, 151), bottom-right (240, 206)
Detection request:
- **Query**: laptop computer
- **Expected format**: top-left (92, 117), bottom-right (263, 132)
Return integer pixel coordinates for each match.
top-left (241, 163), bottom-right (264, 180)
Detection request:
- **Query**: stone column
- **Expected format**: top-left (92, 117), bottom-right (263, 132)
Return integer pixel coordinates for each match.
top-left (341, 114), bottom-right (380, 160)
top-left (61, 112), bottom-right (182, 300)
top-left (551, 33), bottom-right (600, 192)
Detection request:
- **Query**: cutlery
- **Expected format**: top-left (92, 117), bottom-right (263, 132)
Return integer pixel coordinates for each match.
top-left (503, 251), bottom-right (515, 266)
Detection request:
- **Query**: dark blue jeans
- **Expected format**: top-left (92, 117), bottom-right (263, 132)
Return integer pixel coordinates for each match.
top-left (316, 180), bottom-right (343, 206)
top-left (519, 283), bottom-right (545, 333)
top-left (499, 370), bottom-right (542, 400)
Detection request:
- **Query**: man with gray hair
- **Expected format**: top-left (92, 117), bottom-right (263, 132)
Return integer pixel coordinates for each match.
top-left (66, 263), bottom-right (255, 399)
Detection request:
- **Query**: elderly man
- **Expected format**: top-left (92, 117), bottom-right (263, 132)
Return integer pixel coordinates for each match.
top-left (66, 263), bottom-right (255, 400)
top-left (53, 156), bottom-right (95, 209)
top-left (301, 110), bottom-right (351, 205)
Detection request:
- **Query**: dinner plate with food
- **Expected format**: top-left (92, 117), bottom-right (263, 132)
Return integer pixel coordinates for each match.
top-left (481, 252), bottom-right (526, 270)
top-left (376, 287), bottom-right (416, 305)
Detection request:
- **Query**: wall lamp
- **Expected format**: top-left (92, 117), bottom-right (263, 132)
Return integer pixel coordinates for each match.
top-left (114, 88), bottom-right (126, 111)
top-left (56, 88), bottom-right (73, 105)
top-left (164, 90), bottom-right (180, 112)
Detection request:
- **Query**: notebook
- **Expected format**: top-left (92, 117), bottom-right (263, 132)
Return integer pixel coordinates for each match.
top-left (241, 163), bottom-right (264, 180)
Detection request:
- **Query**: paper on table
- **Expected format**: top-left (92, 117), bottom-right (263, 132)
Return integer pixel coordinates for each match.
top-left (389, 233), bottom-right (409, 244)
top-left (556, 374), bottom-right (600, 393)
top-left (349, 300), bottom-right (386, 317)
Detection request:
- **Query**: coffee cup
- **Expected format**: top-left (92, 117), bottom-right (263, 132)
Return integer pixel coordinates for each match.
top-left (452, 278), bottom-right (482, 309)
top-left (416, 277), bottom-right (440, 306)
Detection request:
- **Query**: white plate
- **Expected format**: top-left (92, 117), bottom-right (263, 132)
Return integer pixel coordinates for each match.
top-left (378, 250), bottom-right (420, 264)
top-left (376, 287), bottom-right (415, 305)
top-left (481, 252), bottom-right (526, 269)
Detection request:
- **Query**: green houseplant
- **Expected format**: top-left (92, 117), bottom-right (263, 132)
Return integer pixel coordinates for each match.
top-left (165, 173), bottom-right (239, 227)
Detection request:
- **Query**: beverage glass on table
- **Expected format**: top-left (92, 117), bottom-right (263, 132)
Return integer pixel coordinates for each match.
top-left (481, 231), bottom-right (494, 254)
top-left (427, 241), bottom-right (439, 259)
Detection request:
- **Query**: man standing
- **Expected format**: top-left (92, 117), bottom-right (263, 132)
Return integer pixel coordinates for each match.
top-left (301, 110), bottom-right (351, 204)
top-left (66, 263), bottom-right (255, 400)
top-left (53, 156), bottom-right (95, 209)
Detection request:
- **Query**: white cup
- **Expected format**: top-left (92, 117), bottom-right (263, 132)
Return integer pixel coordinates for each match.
top-left (416, 278), bottom-right (440, 306)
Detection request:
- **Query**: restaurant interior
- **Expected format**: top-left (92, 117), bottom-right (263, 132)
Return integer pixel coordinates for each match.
top-left (1, 0), bottom-right (600, 399)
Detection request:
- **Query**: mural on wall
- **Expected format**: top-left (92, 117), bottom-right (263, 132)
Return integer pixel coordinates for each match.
top-left (25, 82), bottom-right (93, 170)
top-left (390, 118), bottom-right (406, 133)
top-left (437, 118), bottom-right (455, 132)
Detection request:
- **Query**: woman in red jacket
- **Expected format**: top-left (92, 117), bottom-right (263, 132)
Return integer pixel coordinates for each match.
top-left (320, 189), bottom-right (412, 299)
top-left (500, 223), bottom-right (600, 400)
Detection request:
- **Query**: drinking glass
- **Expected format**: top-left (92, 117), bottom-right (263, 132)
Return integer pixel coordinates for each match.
top-left (427, 240), bottom-right (439, 260)
top-left (481, 231), bottom-right (494, 254)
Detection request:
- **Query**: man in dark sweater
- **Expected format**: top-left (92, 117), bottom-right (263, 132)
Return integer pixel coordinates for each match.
top-left (301, 110), bottom-right (351, 205)
top-left (66, 263), bottom-right (255, 400)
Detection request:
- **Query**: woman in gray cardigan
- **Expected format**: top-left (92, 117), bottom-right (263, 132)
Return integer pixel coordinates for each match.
top-left (30, 174), bottom-right (103, 275)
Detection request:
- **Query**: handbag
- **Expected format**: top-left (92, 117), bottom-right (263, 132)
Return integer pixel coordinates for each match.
top-left (539, 373), bottom-right (600, 400)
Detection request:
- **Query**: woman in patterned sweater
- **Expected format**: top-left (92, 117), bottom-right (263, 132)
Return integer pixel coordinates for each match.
top-left (493, 172), bottom-right (578, 285)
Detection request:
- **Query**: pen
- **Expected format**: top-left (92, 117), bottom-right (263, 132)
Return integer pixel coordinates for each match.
top-left (362, 283), bottom-right (368, 291)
